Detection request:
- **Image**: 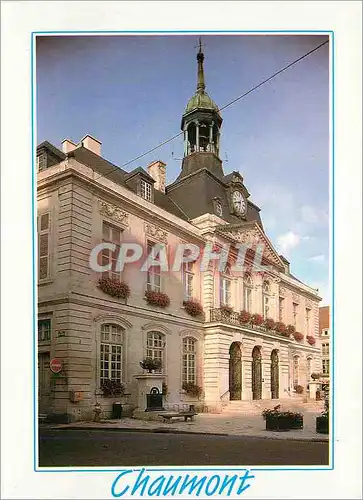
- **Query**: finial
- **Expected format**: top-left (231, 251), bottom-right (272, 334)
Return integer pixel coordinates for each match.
top-left (196, 37), bottom-right (205, 93)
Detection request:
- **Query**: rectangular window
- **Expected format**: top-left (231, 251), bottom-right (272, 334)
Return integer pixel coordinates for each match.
top-left (182, 261), bottom-right (194, 301)
top-left (140, 180), bottom-right (152, 201)
top-left (38, 213), bottom-right (51, 280)
top-left (182, 337), bottom-right (197, 384)
top-left (100, 324), bottom-right (123, 385)
top-left (279, 297), bottom-right (284, 322)
top-left (220, 277), bottom-right (231, 306)
top-left (305, 308), bottom-right (311, 334)
top-left (322, 343), bottom-right (329, 356)
top-left (102, 222), bottom-right (122, 280)
top-left (146, 332), bottom-right (165, 372)
top-left (146, 241), bottom-right (161, 292)
top-left (244, 287), bottom-right (252, 312)
top-left (263, 295), bottom-right (269, 319)
top-left (38, 319), bottom-right (51, 342)
top-left (322, 359), bottom-right (330, 375)
top-left (293, 302), bottom-right (298, 328)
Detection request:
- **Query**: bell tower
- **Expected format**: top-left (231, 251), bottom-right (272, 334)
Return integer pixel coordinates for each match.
top-left (179, 39), bottom-right (223, 179)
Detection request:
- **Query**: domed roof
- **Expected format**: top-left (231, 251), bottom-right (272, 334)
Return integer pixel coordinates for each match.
top-left (184, 90), bottom-right (220, 115)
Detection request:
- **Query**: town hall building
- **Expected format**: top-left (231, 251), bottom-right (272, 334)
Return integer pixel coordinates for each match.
top-left (37, 43), bottom-right (322, 421)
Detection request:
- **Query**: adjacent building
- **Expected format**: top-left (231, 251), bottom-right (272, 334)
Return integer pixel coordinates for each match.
top-left (319, 306), bottom-right (330, 383)
top-left (37, 43), bottom-right (322, 421)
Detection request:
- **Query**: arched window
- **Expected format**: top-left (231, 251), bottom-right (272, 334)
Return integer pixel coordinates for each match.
top-left (306, 357), bottom-right (312, 381)
top-left (146, 331), bottom-right (165, 372)
top-left (262, 280), bottom-right (270, 319)
top-left (182, 337), bottom-right (197, 384)
top-left (243, 273), bottom-right (253, 312)
top-left (293, 355), bottom-right (300, 387)
top-left (100, 324), bottom-right (124, 385)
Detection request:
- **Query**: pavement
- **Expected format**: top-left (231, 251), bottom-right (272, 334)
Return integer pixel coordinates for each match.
top-left (48, 406), bottom-right (328, 442)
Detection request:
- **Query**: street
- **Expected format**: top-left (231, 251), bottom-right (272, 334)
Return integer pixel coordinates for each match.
top-left (39, 429), bottom-right (329, 467)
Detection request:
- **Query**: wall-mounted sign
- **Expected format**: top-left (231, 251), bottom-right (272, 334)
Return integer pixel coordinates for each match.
top-left (50, 358), bottom-right (62, 373)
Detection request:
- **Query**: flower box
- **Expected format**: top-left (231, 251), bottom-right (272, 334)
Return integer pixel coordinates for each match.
top-left (293, 331), bottom-right (304, 341)
top-left (274, 322), bottom-right (287, 335)
top-left (98, 277), bottom-right (130, 299)
top-left (182, 382), bottom-right (203, 398)
top-left (251, 313), bottom-right (264, 326)
top-left (239, 310), bottom-right (251, 324)
top-left (306, 335), bottom-right (316, 345)
top-left (220, 305), bottom-right (233, 314)
top-left (183, 300), bottom-right (204, 317)
top-left (286, 324), bottom-right (296, 335)
top-left (264, 318), bottom-right (275, 330)
top-left (140, 357), bottom-right (162, 373)
top-left (262, 405), bottom-right (303, 431)
top-left (145, 290), bottom-right (170, 308)
top-left (316, 415), bottom-right (329, 434)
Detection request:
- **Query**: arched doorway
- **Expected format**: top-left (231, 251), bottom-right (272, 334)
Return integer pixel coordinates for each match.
top-left (270, 350), bottom-right (279, 399)
top-left (229, 342), bottom-right (242, 400)
top-left (252, 346), bottom-right (262, 400)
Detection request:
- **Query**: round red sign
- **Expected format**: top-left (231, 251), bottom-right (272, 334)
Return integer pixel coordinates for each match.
top-left (50, 358), bottom-right (62, 373)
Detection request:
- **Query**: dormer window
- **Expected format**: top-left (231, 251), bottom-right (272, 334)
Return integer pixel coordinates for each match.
top-left (140, 180), bottom-right (152, 201)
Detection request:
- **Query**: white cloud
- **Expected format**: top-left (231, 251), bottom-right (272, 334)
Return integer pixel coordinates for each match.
top-left (276, 231), bottom-right (301, 255)
top-left (308, 254), bottom-right (325, 262)
top-left (299, 205), bottom-right (328, 227)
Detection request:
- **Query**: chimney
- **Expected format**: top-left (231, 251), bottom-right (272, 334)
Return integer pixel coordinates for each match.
top-left (147, 160), bottom-right (166, 193)
top-left (79, 135), bottom-right (102, 156)
top-left (61, 139), bottom-right (77, 154)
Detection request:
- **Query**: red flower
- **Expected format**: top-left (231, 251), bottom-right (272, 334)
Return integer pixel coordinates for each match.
top-left (274, 321), bottom-right (287, 334)
top-left (183, 300), bottom-right (204, 317)
top-left (306, 335), bottom-right (316, 345)
top-left (293, 331), bottom-right (304, 342)
top-left (239, 310), bottom-right (251, 324)
top-left (264, 318), bottom-right (275, 330)
top-left (220, 304), bottom-right (233, 314)
top-left (145, 290), bottom-right (170, 308)
top-left (98, 277), bottom-right (130, 299)
top-left (251, 313), bottom-right (264, 326)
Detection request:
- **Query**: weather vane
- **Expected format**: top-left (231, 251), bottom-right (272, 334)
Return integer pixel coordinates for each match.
top-left (195, 37), bottom-right (206, 52)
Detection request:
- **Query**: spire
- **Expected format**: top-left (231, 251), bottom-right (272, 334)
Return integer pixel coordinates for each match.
top-left (196, 37), bottom-right (206, 93)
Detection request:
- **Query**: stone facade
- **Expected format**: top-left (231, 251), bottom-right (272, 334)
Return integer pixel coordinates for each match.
top-left (37, 44), bottom-right (322, 422)
top-left (37, 154), bottom-right (321, 421)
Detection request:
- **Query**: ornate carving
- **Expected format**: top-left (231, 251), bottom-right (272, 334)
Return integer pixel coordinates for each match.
top-left (279, 287), bottom-right (286, 297)
top-left (99, 200), bottom-right (129, 225)
top-left (145, 223), bottom-right (168, 243)
top-left (292, 292), bottom-right (300, 304)
top-left (305, 299), bottom-right (313, 309)
top-left (218, 224), bottom-right (283, 268)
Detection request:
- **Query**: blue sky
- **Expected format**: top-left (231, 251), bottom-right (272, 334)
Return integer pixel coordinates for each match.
top-left (36, 34), bottom-right (329, 303)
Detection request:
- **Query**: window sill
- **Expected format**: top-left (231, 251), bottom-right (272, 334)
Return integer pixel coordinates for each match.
top-left (38, 278), bottom-right (54, 286)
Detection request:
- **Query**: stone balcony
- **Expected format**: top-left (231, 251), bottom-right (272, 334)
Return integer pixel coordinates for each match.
top-left (208, 308), bottom-right (311, 345)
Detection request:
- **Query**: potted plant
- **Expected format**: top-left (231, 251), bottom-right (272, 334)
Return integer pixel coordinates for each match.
top-left (311, 372), bottom-right (321, 381)
top-left (182, 382), bottom-right (203, 398)
top-left (294, 384), bottom-right (304, 394)
top-left (286, 324), bottom-right (296, 335)
top-left (183, 299), bottom-right (204, 317)
top-left (145, 290), bottom-right (170, 308)
top-left (162, 382), bottom-right (168, 396)
top-left (264, 318), bottom-right (275, 330)
top-left (98, 277), bottom-right (131, 299)
top-left (239, 310), bottom-right (251, 325)
top-left (140, 357), bottom-right (162, 373)
top-left (274, 321), bottom-right (287, 335)
top-left (316, 395), bottom-right (329, 434)
top-left (306, 335), bottom-right (316, 345)
top-left (262, 405), bottom-right (303, 431)
top-left (251, 313), bottom-right (264, 326)
top-left (293, 331), bottom-right (304, 341)
top-left (220, 304), bottom-right (233, 315)
top-left (100, 379), bottom-right (125, 398)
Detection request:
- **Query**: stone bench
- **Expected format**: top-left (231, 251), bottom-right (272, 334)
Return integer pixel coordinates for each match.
top-left (159, 411), bottom-right (197, 423)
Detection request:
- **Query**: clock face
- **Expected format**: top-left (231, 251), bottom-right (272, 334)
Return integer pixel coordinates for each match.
top-left (232, 191), bottom-right (246, 215)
